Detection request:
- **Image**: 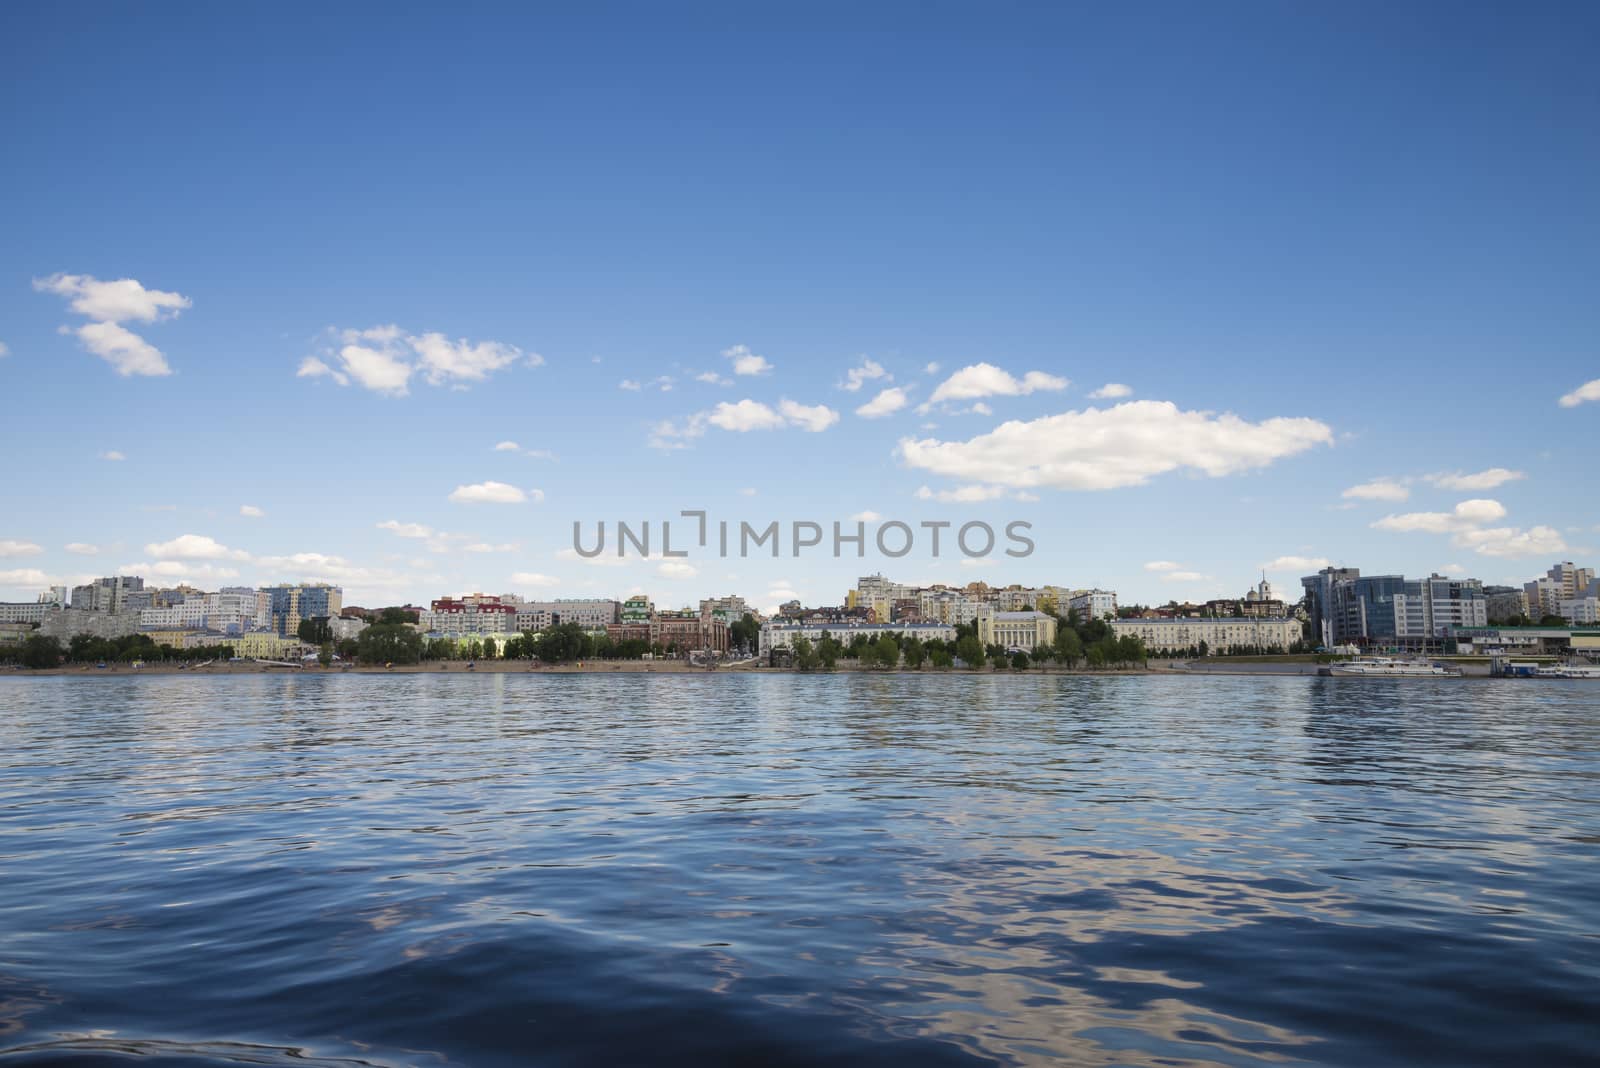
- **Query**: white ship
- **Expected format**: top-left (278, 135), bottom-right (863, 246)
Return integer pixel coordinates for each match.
top-left (1327, 656), bottom-right (1459, 678)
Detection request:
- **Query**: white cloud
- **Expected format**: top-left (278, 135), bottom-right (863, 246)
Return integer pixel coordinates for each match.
top-left (739, 487), bottom-right (757, 496)
top-left (1440, 563), bottom-right (1467, 574)
top-left (723, 344), bottom-right (772, 376)
top-left (1143, 560), bottom-right (1183, 572)
top-left (1261, 555), bottom-right (1331, 572)
top-left (916, 484), bottom-right (1009, 502)
top-left (64, 543), bottom-right (100, 555)
top-left (0, 568), bottom-right (53, 588)
top-left (119, 560), bottom-right (241, 581)
top-left (377, 520), bottom-right (434, 539)
top-left (556, 547), bottom-right (637, 567)
top-left (144, 534), bottom-right (250, 561)
top-left (1161, 571), bottom-right (1208, 583)
top-left (1429, 468), bottom-right (1525, 491)
top-left (463, 542), bottom-right (517, 553)
top-left (855, 386), bottom-right (910, 418)
top-left (927, 362), bottom-right (1068, 406)
top-left (0, 540), bottom-right (43, 557)
top-left (967, 401), bottom-right (992, 416)
top-left (657, 561), bottom-right (699, 579)
top-left (70, 321), bottom-right (172, 377)
top-left (899, 400), bottom-right (1333, 492)
top-left (0, 341), bottom-right (8, 357)
top-left (841, 358), bottom-right (890, 392)
top-left (34, 273), bottom-right (189, 377)
top-left (1090, 383), bottom-right (1133, 400)
top-left (619, 379), bottom-right (642, 391)
top-left (708, 399), bottom-right (787, 432)
top-left (1342, 478), bottom-right (1410, 502)
top-left (852, 510), bottom-right (882, 522)
top-left (100, 450), bottom-right (125, 461)
top-left (1451, 525), bottom-right (1568, 558)
top-left (510, 572), bottom-right (561, 588)
top-left (494, 440), bottom-right (522, 452)
top-left (1372, 499), bottom-right (1507, 534)
top-left (300, 326), bottom-right (532, 396)
top-left (448, 481), bottom-right (529, 505)
top-left (695, 370), bottom-right (732, 386)
top-left (778, 399), bottom-right (840, 432)
top-left (1558, 378), bottom-right (1600, 408)
top-left (923, 362), bottom-right (941, 375)
top-left (34, 273), bottom-right (189, 322)
top-left (239, 505), bottom-right (265, 518)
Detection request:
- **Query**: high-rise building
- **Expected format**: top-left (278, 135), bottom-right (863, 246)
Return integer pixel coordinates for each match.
top-left (71, 575), bottom-right (148, 614)
top-left (1301, 568), bottom-right (1484, 648)
top-left (267, 583), bottom-right (343, 637)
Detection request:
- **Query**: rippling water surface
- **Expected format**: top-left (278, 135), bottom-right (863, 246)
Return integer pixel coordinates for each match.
top-left (1, 674), bottom-right (1597, 1066)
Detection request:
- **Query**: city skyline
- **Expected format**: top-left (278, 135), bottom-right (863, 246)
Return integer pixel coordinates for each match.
top-left (3, 5), bottom-right (1598, 611)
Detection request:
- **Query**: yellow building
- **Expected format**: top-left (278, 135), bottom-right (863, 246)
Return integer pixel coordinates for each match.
top-left (977, 610), bottom-right (1058, 651)
top-left (230, 632), bottom-right (311, 660)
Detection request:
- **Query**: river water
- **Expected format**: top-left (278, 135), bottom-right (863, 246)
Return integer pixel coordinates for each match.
top-left (1, 673), bottom-right (1596, 1066)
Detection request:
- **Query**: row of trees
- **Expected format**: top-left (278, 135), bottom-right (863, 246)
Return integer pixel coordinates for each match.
top-left (782, 615), bottom-right (1147, 672)
top-left (0, 632), bottom-right (242, 669)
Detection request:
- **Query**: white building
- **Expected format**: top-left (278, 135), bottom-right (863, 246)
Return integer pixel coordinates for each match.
top-left (759, 621), bottom-right (955, 658)
top-left (0, 602), bottom-right (51, 625)
top-left (139, 591), bottom-right (263, 634)
top-left (917, 589), bottom-right (984, 626)
top-left (977, 609), bottom-right (1058, 651)
top-left (330, 616), bottom-right (369, 641)
top-left (1560, 597), bottom-right (1599, 624)
top-left (1111, 617), bottom-right (1301, 654)
top-left (513, 599), bottom-right (620, 631)
top-left (1069, 589), bottom-right (1118, 622)
top-left (699, 595), bottom-right (754, 625)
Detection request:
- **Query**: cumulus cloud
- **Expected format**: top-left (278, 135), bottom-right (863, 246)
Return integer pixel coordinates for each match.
top-left (856, 386), bottom-right (910, 419)
top-left (1090, 383), bottom-right (1133, 400)
top-left (923, 362), bottom-right (941, 375)
top-left (1143, 560), bottom-right (1183, 572)
top-left (34, 273), bottom-right (189, 377)
top-left (841, 358), bottom-right (890, 392)
top-left (0, 540), bottom-right (43, 557)
top-left (100, 450), bottom-right (125, 461)
top-left (695, 370), bottom-right (732, 386)
top-left (657, 561), bottom-right (698, 579)
top-left (119, 560), bottom-right (242, 581)
top-left (899, 400), bottom-right (1333, 493)
top-left (723, 344), bottom-right (773, 376)
top-left (299, 326), bottom-right (534, 395)
top-left (651, 398), bottom-right (839, 448)
top-left (377, 520), bottom-right (434, 538)
top-left (1371, 499), bottom-right (1563, 558)
top-left (239, 505), bottom-right (265, 518)
top-left (851, 510), bottom-right (882, 522)
top-left (144, 534), bottom-right (252, 561)
top-left (463, 542), bottom-right (517, 553)
top-left (915, 484), bottom-right (1011, 502)
top-left (708, 399), bottom-right (788, 432)
top-left (926, 362), bottom-right (1068, 407)
top-left (511, 572), bottom-right (561, 588)
top-left (739, 487), bottom-right (757, 496)
top-left (1161, 571), bottom-right (1208, 583)
top-left (494, 440), bottom-right (522, 452)
top-left (1261, 555), bottom-right (1332, 572)
top-left (449, 481), bottom-right (533, 504)
top-left (1558, 378), bottom-right (1600, 408)
top-left (778, 399), bottom-right (840, 432)
top-left (1451, 526), bottom-right (1568, 558)
top-left (1342, 478), bottom-right (1410, 502)
top-left (619, 379), bottom-right (643, 391)
top-left (0, 567), bottom-right (54, 588)
top-left (64, 543), bottom-right (100, 555)
top-left (1372, 499), bottom-right (1507, 534)
top-left (1428, 468), bottom-right (1525, 491)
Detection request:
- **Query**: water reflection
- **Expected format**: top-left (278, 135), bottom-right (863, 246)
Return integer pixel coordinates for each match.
top-left (0, 674), bottom-right (1596, 1066)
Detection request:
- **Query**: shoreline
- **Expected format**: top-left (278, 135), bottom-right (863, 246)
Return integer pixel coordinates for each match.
top-left (2, 659), bottom-right (1512, 679)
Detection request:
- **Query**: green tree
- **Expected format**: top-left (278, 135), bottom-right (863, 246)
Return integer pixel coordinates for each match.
top-left (902, 637), bottom-right (925, 670)
top-left (929, 648), bottom-right (954, 669)
top-left (297, 617), bottom-right (332, 644)
top-left (317, 642), bottom-right (333, 667)
top-left (956, 635), bottom-right (985, 669)
top-left (378, 607), bottom-right (419, 625)
top-left (1011, 650), bottom-right (1030, 671)
top-left (817, 635), bottom-right (842, 670)
top-left (356, 623), bottom-right (423, 665)
top-left (791, 635), bottom-right (821, 671)
top-left (482, 637), bottom-right (498, 659)
top-left (20, 634), bottom-right (62, 669)
top-left (872, 635), bottom-right (900, 669)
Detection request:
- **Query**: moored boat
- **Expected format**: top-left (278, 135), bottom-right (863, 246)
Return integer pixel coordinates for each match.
top-left (1326, 656), bottom-right (1459, 678)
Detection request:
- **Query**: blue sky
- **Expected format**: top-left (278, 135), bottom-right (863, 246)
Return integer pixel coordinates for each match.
top-left (2, 2), bottom-right (1597, 611)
